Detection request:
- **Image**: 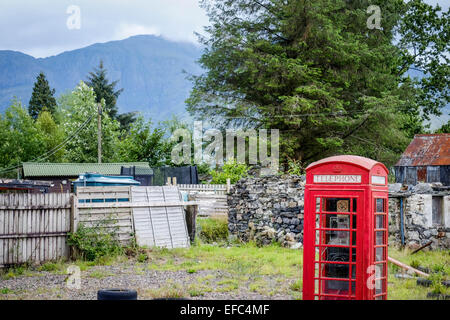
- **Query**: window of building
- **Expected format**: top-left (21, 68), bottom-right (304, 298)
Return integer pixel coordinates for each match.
top-left (432, 196), bottom-right (444, 226)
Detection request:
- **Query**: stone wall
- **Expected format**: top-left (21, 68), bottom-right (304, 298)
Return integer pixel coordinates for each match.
top-left (227, 175), bottom-right (305, 248)
top-left (389, 183), bottom-right (450, 250)
top-left (228, 177), bottom-right (450, 250)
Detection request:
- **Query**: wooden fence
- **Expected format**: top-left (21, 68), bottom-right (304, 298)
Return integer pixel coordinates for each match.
top-left (0, 183), bottom-right (230, 266)
top-left (0, 193), bottom-right (71, 267)
top-left (175, 184), bottom-right (232, 217)
top-left (75, 186), bottom-right (135, 244)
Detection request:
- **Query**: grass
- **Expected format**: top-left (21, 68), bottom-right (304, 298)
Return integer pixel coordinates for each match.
top-left (0, 236), bottom-right (447, 300)
top-left (387, 247), bottom-right (449, 300)
top-left (146, 242), bottom-right (302, 277)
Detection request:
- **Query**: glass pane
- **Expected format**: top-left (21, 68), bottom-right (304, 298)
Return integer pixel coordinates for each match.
top-left (352, 215), bottom-right (357, 229)
top-left (375, 247), bottom-right (385, 262)
top-left (375, 263), bottom-right (385, 278)
top-left (352, 198), bottom-right (357, 212)
top-left (376, 231), bottom-right (385, 245)
top-left (351, 248), bottom-right (356, 262)
top-left (325, 198), bottom-right (350, 212)
top-left (316, 197), bottom-right (321, 212)
top-left (325, 230), bottom-right (350, 245)
top-left (351, 264), bottom-right (356, 279)
top-left (322, 262), bottom-right (349, 279)
top-left (351, 281), bottom-right (356, 294)
top-left (352, 231), bottom-right (356, 245)
top-left (326, 214), bottom-right (350, 229)
top-left (375, 215), bottom-right (385, 229)
top-left (375, 198), bottom-right (385, 213)
top-left (375, 278), bottom-right (385, 295)
top-left (322, 279), bottom-right (350, 294)
top-left (322, 247), bottom-right (350, 263)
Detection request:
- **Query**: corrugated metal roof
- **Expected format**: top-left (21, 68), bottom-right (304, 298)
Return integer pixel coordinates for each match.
top-left (395, 134), bottom-right (450, 166)
top-left (22, 162), bottom-right (150, 177)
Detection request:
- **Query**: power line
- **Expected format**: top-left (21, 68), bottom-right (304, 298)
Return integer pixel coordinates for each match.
top-left (0, 114), bottom-right (94, 175)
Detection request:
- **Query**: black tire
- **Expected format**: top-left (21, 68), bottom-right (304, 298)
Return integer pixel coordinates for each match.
top-left (416, 278), bottom-right (432, 287)
top-left (97, 289), bottom-right (137, 300)
top-left (427, 292), bottom-right (450, 300)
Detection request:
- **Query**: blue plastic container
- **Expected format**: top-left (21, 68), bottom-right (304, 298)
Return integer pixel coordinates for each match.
top-left (73, 172), bottom-right (140, 202)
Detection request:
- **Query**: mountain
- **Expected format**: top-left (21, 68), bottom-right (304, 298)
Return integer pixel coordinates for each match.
top-left (0, 35), bottom-right (203, 123)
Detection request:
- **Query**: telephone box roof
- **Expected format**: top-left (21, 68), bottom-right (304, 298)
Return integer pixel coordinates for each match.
top-left (306, 155), bottom-right (388, 172)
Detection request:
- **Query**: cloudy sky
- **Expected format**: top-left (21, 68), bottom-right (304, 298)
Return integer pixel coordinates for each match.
top-left (0, 0), bottom-right (209, 58)
top-left (0, 0), bottom-right (447, 58)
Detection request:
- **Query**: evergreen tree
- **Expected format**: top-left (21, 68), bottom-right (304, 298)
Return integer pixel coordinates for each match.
top-left (28, 72), bottom-right (57, 119)
top-left (187, 0), bottom-right (449, 167)
top-left (85, 60), bottom-right (124, 120)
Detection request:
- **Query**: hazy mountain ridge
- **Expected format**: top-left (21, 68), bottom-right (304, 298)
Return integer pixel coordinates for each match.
top-left (0, 35), bottom-right (203, 122)
top-left (0, 36), bottom-right (447, 129)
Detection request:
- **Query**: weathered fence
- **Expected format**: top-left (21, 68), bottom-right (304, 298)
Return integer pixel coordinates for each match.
top-left (176, 183), bottom-right (232, 217)
top-left (75, 186), bottom-right (194, 248)
top-left (176, 183), bottom-right (230, 195)
top-left (0, 193), bottom-right (71, 267)
top-left (75, 186), bottom-right (134, 244)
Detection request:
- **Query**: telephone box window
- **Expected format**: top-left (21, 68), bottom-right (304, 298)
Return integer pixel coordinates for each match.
top-left (376, 198), bottom-right (385, 213)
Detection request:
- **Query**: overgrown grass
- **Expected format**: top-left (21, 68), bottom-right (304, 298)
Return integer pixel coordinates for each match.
top-left (388, 247), bottom-right (449, 300)
top-left (197, 216), bottom-right (229, 243)
top-left (1, 239), bottom-right (447, 300)
top-left (146, 241), bottom-right (302, 277)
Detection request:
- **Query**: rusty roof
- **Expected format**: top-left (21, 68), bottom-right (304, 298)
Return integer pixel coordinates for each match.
top-left (395, 134), bottom-right (450, 166)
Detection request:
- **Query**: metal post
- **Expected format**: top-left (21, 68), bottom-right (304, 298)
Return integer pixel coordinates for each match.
top-left (400, 197), bottom-right (405, 246)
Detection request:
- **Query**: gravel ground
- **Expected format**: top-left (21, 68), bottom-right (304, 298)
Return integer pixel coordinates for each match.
top-left (0, 262), bottom-right (299, 300)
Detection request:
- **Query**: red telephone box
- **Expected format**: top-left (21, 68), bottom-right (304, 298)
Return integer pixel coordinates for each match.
top-left (302, 155), bottom-right (389, 300)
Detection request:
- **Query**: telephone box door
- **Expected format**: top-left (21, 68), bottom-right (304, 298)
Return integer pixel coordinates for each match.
top-left (309, 190), bottom-right (363, 300)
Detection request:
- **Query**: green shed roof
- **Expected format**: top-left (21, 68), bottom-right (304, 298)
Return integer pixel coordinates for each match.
top-left (22, 162), bottom-right (151, 178)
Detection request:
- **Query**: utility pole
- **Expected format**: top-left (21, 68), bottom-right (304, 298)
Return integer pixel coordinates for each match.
top-left (97, 103), bottom-right (102, 163)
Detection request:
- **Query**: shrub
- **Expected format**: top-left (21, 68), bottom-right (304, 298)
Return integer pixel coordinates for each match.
top-left (68, 221), bottom-right (123, 261)
top-left (286, 158), bottom-right (305, 176)
top-left (210, 159), bottom-right (249, 184)
top-left (198, 217), bottom-right (229, 243)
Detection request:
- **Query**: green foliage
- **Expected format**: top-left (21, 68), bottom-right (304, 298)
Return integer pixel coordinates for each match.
top-left (28, 72), bottom-right (57, 119)
top-left (118, 116), bottom-right (173, 167)
top-left (35, 110), bottom-right (66, 162)
top-left (210, 159), bottom-right (249, 184)
top-left (85, 60), bottom-right (124, 121)
top-left (286, 158), bottom-right (305, 176)
top-left (435, 120), bottom-right (450, 133)
top-left (198, 217), bottom-right (229, 243)
top-left (0, 100), bottom-right (46, 174)
top-left (187, 0), bottom-right (448, 167)
top-left (67, 222), bottom-right (123, 261)
top-left (58, 81), bottom-right (122, 163)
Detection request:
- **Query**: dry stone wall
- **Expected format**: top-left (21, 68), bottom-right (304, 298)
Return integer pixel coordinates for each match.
top-left (228, 177), bottom-right (449, 250)
top-left (227, 175), bottom-right (305, 248)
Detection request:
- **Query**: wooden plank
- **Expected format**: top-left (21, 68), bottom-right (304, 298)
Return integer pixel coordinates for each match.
top-left (77, 201), bottom-right (198, 208)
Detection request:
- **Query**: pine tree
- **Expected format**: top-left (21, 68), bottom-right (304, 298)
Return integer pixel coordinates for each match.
top-left (85, 60), bottom-right (124, 120)
top-left (28, 72), bottom-right (57, 119)
top-left (187, 0), bottom-right (448, 167)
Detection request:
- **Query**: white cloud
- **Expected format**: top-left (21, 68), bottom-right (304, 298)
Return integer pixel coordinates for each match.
top-left (115, 23), bottom-right (161, 40)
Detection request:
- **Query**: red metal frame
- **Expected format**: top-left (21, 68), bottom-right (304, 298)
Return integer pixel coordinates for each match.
top-left (303, 155), bottom-right (389, 300)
